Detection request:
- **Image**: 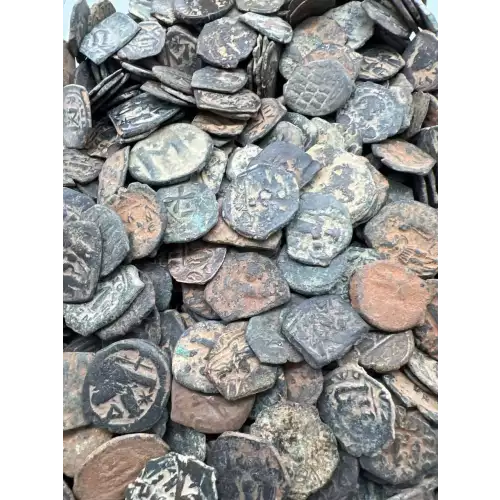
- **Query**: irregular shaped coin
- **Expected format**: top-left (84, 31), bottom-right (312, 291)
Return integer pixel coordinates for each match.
top-left (236, 0), bottom-right (286, 14)
top-left (194, 88), bottom-right (261, 117)
top-left (240, 13), bottom-right (293, 44)
top-left (64, 85), bottom-right (92, 149)
top-left (68, 0), bottom-right (91, 57)
top-left (164, 421), bottom-right (207, 461)
top-left (192, 66), bottom-right (248, 94)
top-left (403, 30), bottom-right (438, 92)
top-left (250, 367), bottom-right (288, 418)
top-left (318, 364), bottom-right (396, 457)
top-left (116, 21), bottom-right (166, 61)
top-left (238, 98), bottom-right (287, 145)
top-left (257, 121), bottom-right (306, 149)
top-left (64, 149), bottom-right (103, 186)
top-left (407, 349), bottom-right (438, 395)
top-left (162, 25), bottom-right (202, 75)
top-left (358, 46), bottom-right (405, 81)
top-left (414, 280), bottom-right (438, 359)
top-left (362, 0), bottom-right (410, 39)
top-left (284, 361), bottom-right (323, 405)
top-left (182, 283), bottom-right (220, 320)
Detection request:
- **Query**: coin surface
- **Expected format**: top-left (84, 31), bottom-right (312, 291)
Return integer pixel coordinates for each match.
top-left (362, 0), bottom-right (410, 39)
top-left (64, 85), bottom-right (92, 149)
top-left (325, 2), bottom-right (374, 49)
top-left (407, 348), bottom-right (438, 395)
top-left (284, 361), bottom-right (323, 405)
top-left (68, 0), bottom-right (91, 57)
top-left (238, 98), bottom-right (287, 145)
top-left (359, 45), bottom-right (405, 81)
top-left (116, 21), bottom-right (166, 61)
top-left (192, 66), bottom-right (248, 94)
top-left (403, 30), bottom-right (438, 92)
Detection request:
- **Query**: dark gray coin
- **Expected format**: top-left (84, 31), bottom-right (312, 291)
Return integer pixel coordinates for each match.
top-left (407, 349), bottom-right (438, 395)
top-left (128, 123), bottom-right (212, 185)
top-left (89, 0), bottom-right (116, 31)
top-left (82, 338), bottom-right (171, 433)
top-left (64, 40), bottom-right (76, 86)
top-left (192, 113), bottom-right (246, 138)
top-left (414, 126), bottom-right (438, 160)
top-left (76, 181), bottom-right (99, 200)
top-left (152, 66), bottom-right (193, 95)
top-left (238, 98), bottom-right (286, 145)
top-left (85, 118), bottom-right (120, 159)
top-left (129, 0), bottom-right (155, 20)
top-left (90, 60), bottom-right (102, 84)
top-left (88, 69), bottom-right (123, 98)
top-left (159, 309), bottom-right (187, 354)
top-left (63, 149), bottom-right (103, 185)
top-left (96, 273), bottom-right (156, 341)
top-left (74, 60), bottom-right (96, 92)
top-left (135, 261), bottom-right (172, 311)
top-left (258, 40), bottom-right (281, 98)
top-left (249, 141), bottom-right (320, 187)
top-left (277, 245), bottom-right (346, 296)
top-left (246, 295), bottom-right (304, 364)
top-left (91, 73), bottom-right (131, 110)
top-left (302, 43), bottom-right (363, 80)
top-left (63, 187), bottom-right (95, 222)
top-left (157, 182), bottom-right (218, 243)
top-left (63, 85), bottom-right (92, 149)
top-left (336, 82), bottom-right (406, 143)
top-left (387, 178), bottom-right (414, 203)
top-left (359, 407), bottom-right (438, 485)
top-left (226, 144), bottom-right (262, 180)
top-left (116, 21), bottom-right (166, 61)
top-left (194, 89), bottom-right (261, 117)
top-left (140, 81), bottom-right (189, 106)
top-left (121, 61), bottom-right (156, 80)
top-left (257, 121), bottom-right (305, 149)
top-left (240, 13), bottom-right (293, 43)
top-left (197, 18), bottom-right (258, 69)
top-left (411, 0), bottom-right (438, 33)
top-left (159, 84), bottom-right (197, 105)
top-left (83, 205), bottom-right (129, 277)
top-left (390, 75), bottom-right (414, 135)
top-left (284, 60), bottom-right (354, 116)
top-left (97, 146), bottom-right (129, 204)
top-left (310, 450), bottom-right (360, 500)
top-left (222, 164), bottom-right (299, 240)
top-left (390, 0), bottom-right (419, 33)
top-left (109, 92), bottom-right (180, 139)
top-left (359, 46), bottom-right (405, 81)
top-left (312, 117), bottom-right (346, 150)
top-left (161, 25), bottom-right (202, 76)
top-left (152, 0), bottom-right (177, 25)
top-left (362, 0), bottom-right (410, 38)
top-left (236, 0), bottom-right (285, 13)
top-left (403, 30), bottom-right (438, 92)
top-left (64, 265), bottom-right (144, 335)
top-left (325, 2), bottom-right (375, 50)
top-left (287, 193), bottom-right (352, 267)
top-left (330, 246), bottom-right (382, 301)
top-left (68, 0), bottom-right (90, 57)
top-left (283, 112), bottom-right (318, 149)
top-left (282, 295), bottom-right (369, 368)
top-left (164, 421), bottom-right (207, 461)
top-left (63, 220), bottom-right (102, 303)
top-left (174, 0), bottom-right (234, 24)
top-left (250, 367), bottom-right (287, 419)
top-left (404, 91), bottom-right (431, 139)
top-left (206, 432), bottom-right (290, 500)
top-left (318, 364), bottom-right (396, 457)
top-left (64, 480), bottom-right (75, 500)
top-left (192, 67), bottom-right (248, 94)
top-left (106, 88), bottom-right (142, 109)
top-left (80, 12), bottom-right (140, 65)
top-left (149, 406), bottom-right (169, 437)
top-left (182, 283), bottom-right (221, 320)
top-left (284, 361), bottom-right (323, 405)
top-left (127, 307), bottom-right (162, 345)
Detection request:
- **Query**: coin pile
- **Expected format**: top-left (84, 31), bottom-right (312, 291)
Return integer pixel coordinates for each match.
top-left (63, 0), bottom-right (438, 499)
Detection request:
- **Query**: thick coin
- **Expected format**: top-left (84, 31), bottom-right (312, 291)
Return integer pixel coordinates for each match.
top-left (403, 30), bottom-right (438, 92)
top-left (74, 60), bottom-right (95, 91)
top-left (172, 321), bottom-right (225, 394)
top-left (63, 220), bottom-right (101, 303)
top-left (107, 183), bottom-right (166, 260)
top-left (116, 21), bottom-right (166, 60)
top-left (239, 98), bottom-right (286, 145)
top-left (73, 434), bottom-right (169, 500)
top-left (284, 361), bottom-right (323, 405)
top-left (68, 0), bottom-right (90, 57)
top-left (318, 364), bottom-right (396, 457)
top-left (359, 46), bottom-right (405, 81)
top-left (135, 261), bottom-right (173, 312)
top-left (240, 13), bottom-right (293, 43)
top-left (182, 284), bottom-right (220, 320)
top-left (197, 18), bottom-right (258, 69)
top-left (404, 91), bottom-right (431, 139)
top-left (64, 85), bottom-right (92, 149)
top-left (82, 339), bottom-right (171, 433)
top-left (192, 66), bottom-right (248, 94)
top-left (415, 125), bottom-right (438, 161)
top-left (80, 13), bottom-right (140, 65)
top-left (205, 251), bottom-right (290, 321)
top-left (206, 321), bottom-right (278, 399)
top-left (152, 66), bottom-right (193, 95)
top-left (174, 0), bottom-right (234, 24)
top-left (129, 123), bottom-right (212, 185)
top-left (222, 164), bottom-right (299, 240)
top-left (282, 295), bottom-right (369, 368)
top-left (170, 380), bottom-right (255, 433)
top-left (164, 421), bottom-right (206, 461)
top-left (192, 113), bottom-right (247, 137)
top-left (283, 112), bottom-right (318, 149)
top-left (359, 407), bottom-right (437, 484)
top-left (194, 88), bottom-right (261, 117)
top-left (236, 0), bottom-right (286, 14)
top-left (125, 452), bottom-right (217, 500)
top-left (407, 349), bottom-right (438, 395)
top-left (251, 402), bottom-right (339, 498)
top-left (325, 2), bottom-right (374, 49)
top-left (362, 0), bottom-right (410, 38)
top-left (258, 39), bottom-right (281, 98)
top-left (364, 200), bottom-right (438, 277)
top-left (64, 150), bottom-right (103, 185)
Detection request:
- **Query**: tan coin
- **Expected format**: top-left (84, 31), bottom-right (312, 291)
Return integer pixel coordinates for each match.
top-left (107, 182), bottom-right (166, 261)
top-left (97, 146), bottom-right (129, 204)
top-left (284, 362), bottom-right (323, 405)
top-left (206, 321), bottom-right (277, 400)
top-left (63, 427), bottom-right (112, 477)
top-left (73, 434), bottom-right (169, 500)
top-left (205, 251), bottom-right (290, 322)
top-left (170, 380), bottom-right (255, 434)
top-left (350, 261), bottom-right (431, 332)
top-left (192, 112), bottom-right (247, 137)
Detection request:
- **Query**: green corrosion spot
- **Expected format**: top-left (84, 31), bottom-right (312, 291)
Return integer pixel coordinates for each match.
top-left (175, 346), bottom-right (191, 357)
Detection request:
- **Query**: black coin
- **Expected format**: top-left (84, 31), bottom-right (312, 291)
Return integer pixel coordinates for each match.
top-left (74, 60), bottom-right (97, 92)
top-left (63, 187), bottom-right (95, 222)
top-left (161, 25), bottom-right (202, 76)
top-left (192, 67), bottom-right (248, 94)
top-left (164, 421), bottom-right (207, 462)
top-left (68, 0), bottom-right (90, 57)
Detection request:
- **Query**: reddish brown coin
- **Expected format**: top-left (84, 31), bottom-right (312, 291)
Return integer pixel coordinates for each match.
top-left (170, 380), bottom-right (255, 434)
top-left (350, 261), bottom-right (431, 332)
top-left (205, 251), bottom-right (290, 322)
top-left (73, 433), bottom-right (169, 500)
top-left (284, 362), bottom-right (324, 405)
top-left (192, 112), bottom-right (247, 138)
top-left (167, 241), bottom-right (227, 285)
top-left (414, 279), bottom-right (438, 359)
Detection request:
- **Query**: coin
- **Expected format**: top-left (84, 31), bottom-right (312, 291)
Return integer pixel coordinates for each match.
top-left (302, 43), bottom-right (363, 80)
top-left (250, 367), bottom-right (288, 419)
top-left (89, 0), bottom-right (116, 31)
top-left (192, 67), bottom-right (248, 95)
top-left (164, 421), bottom-right (206, 461)
top-left (240, 12), bottom-right (293, 43)
top-left (362, 0), bottom-right (410, 39)
top-left (116, 21), bottom-right (166, 60)
top-left (182, 283), bottom-right (221, 320)
top-left (194, 88), bottom-right (261, 118)
top-left (283, 112), bottom-right (318, 149)
top-left (407, 349), bottom-right (438, 395)
top-left (162, 25), bottom-right (202, 75)
top-left (414, 279), bottom-right (438, 359)
top-left (64, 85), bottom-right (92, 149)
top-left (192, 112), bottom-right (247, 137)
top-left (359, 46), bottom-right (405, 81)
top-left (64, 41), bottom-right (76, 86)
top-left (236, 0), bottom-right (286, 14)
top-left (258, 120), bottom-right (306, 149)
top-left (284, 361), bottom-right (323, 405)
top-left (68, 0), bottom-right (91, 57)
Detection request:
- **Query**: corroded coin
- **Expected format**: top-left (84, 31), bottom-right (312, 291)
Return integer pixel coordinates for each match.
top-left (64, 85), bottom-right (92, 149)
top-left (284, 361), bottom-right (323, 405)
top-left (89, 0), bottom-right (116, 31)
top-left (82, 339), bottom-right (171, 433)
top-left (282, 295), bottom-right (369, 368)
top-left (414, 280), bottom-right (438, 359)
top-left (129, 0), bottom-right (155, 19)
top-left (364, 200), bottom-right (438, 277)
top-left (222, 164), bottom-right (299, 240)
top-left (207, 431), bottom-right (290, 500)
top-left (318, 364), bottom-right (396, 457)
top-left (64, 187), bottom-right (95, 221)
top-left (239, 98), bottom-right (286, 145)
top-left (164, 421), bottom-right (207, 461)
top-left (135, 261), bottom-right (173, 312)
top-left (205, 251), bottom-right (290, 321)
top-left (129, 123), bottom-right (213, 185)
top-left (403, 30), bottom-right (438, 92)
top-left (194, 88), bottom-right (261, 117)
top-left (404, 91), bottom-right (431, 139)
top-left (191, 147), bottom-right (227, 194)
top-left (125, 453), bottom-right (217, 500)
top-left (68, 0), bottom-right (90, 57)
top-left (140, 80), bottom-right (191, 106)
top-left (336, 82), bottom-right (406, 143)
top-left (161, 25), bottom-right (202, 75)
top-left (192, 113), bottom-right (247, 137)
top-left (116, 21), bottom-right (166, 61)
top-left (74, 59), bottom-right (95, 91)
top-left (350, 261), bottom-right (431, 332)
top-left (287, 193), bottom-right (352, 267)
top-left (372, 139), bottom-right (436, 175)
top-left (192, 66), bottom-right (248, 94)
top-left (359, 45), bottom-right (405, 81)
top-left (302, 43), bottom-right (363, 80)
top-left (359, 407), bottom-right (438, 484)
top-left (107, 183), bottom-right (166, 260)
top-left (250, 367), bottom-right (288, 418)
top-left (152, 66), bottom-right (193, 95)
top-left (167, 241), bottom-right (227, 285)
top-left (206, 321), bottom-right (278, 399)
top-left (197, 17), bottom-right (258, 69)
top-left (182, 284), bottom-right (220, 320)
top-left (157, 182), bottom-right (218, 243)
top-left (258, 121), bottom-right (306, 149)
top-left (170, 380), bottom-right (255, 433)
top-left (250, 402), bottom-right (339, 498)
top-left (283, 112), bottom-right (318, 149)
top-left (63, 220), bottom-right (102, 303)
top-left (64, 149), bottom-right (103, 190)
top-left (236, 0), bottom-right (286, 14)
top-left (174, 0), bottom-right (234, 24)
top-left (259, 39), bottom-right (281, 98)
top-left (226, 144), bottom-right (262, 180)
top-left (97, 146), bottom-right (129, 203)
top-left (415, 125), bottom-right (438, 161)
top-left (80, 13), bottom-right (140, 65)
top-left (240, 12), bottom-right (293, 43)
top-left (362, 0), bottom-right (410, 39)
top-left (159, 309), bottom-right (187, 354)
top-left (121, 61), bottom-right (156, 80)
top-left (407, 349), bottom-right (438, 395)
